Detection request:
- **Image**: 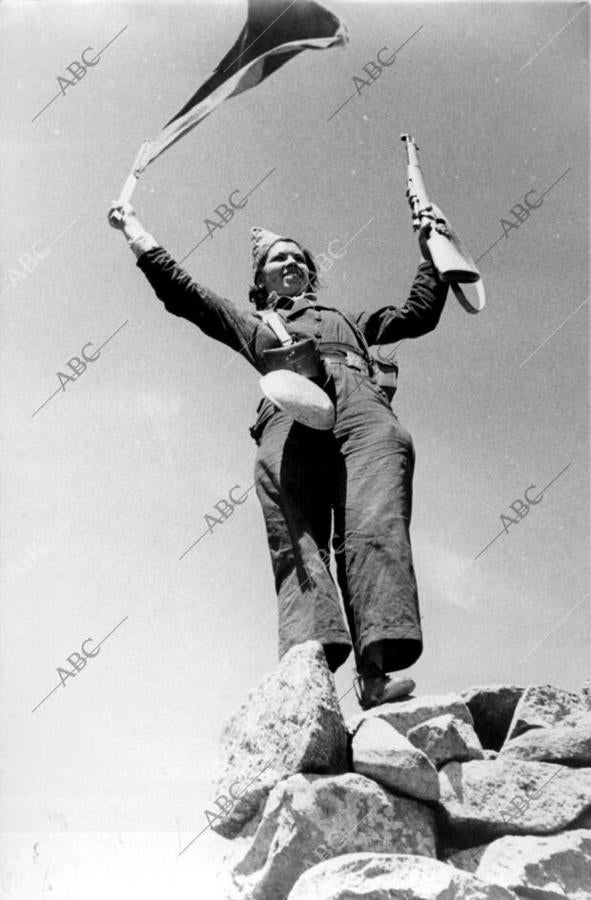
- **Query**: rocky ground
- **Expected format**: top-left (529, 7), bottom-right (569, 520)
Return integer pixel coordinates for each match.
top-left (210, 641), bottom-right (591, 899)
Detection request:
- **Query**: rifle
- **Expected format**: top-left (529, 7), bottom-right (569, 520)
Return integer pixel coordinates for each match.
top-left (401, 133), bottom-right (485, 314)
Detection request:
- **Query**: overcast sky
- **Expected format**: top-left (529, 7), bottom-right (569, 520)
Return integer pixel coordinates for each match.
top-left (0, 1), bottom-right (588, 897)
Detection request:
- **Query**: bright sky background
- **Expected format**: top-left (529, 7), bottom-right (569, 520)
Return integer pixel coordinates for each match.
top-left (1, 1), bottom-right (588, 897)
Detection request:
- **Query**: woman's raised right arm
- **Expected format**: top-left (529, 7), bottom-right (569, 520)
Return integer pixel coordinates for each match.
top-left (108, 202), bottom-right (259, 367)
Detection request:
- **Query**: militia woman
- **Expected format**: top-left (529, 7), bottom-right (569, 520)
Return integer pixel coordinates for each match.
top-left (108, 202), bottom-right (449, 708)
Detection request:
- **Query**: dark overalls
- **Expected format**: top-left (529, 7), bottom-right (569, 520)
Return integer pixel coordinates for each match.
top-left (137, 248), bottom-right (448, 673)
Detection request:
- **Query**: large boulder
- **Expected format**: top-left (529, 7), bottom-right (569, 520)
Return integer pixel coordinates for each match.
top-left (505, 684), bottom-right (585, 742)
top-left (407, 714), bottom-right (484, 767)
top-left (348, 693), bottom-right (473, 738)
top-left (437, 758), bottom-right (591, 845)
top-left (287, 853), bottom-right (519, 900)
top-left (476, 829), bottom-right (591, 899)
top-left (210, 641), bottom-right (347, 837)
top-left (351, 716), bottom-right (440, 801)
top-left (580, 680), bottom-right (591, 711)
top-left (222, 773), bottom-right (437, 900)
top-left (462, 685), bottom-right (525, 751)
top-left (500, 717), bottom-right (591, 766)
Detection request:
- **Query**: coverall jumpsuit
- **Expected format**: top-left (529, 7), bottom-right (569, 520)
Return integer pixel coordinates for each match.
top-left (137, 248), bottom-right (448, 674)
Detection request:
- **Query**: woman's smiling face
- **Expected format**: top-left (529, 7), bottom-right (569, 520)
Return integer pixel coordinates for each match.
top-left (260, 240), bottom-right (310, 298)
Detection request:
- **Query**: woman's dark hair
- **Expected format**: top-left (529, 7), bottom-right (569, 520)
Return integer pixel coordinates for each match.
top-left (248, 247), bottom-right (321, 309)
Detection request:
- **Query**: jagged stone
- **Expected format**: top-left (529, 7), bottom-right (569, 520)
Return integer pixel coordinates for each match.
top-left (462, 685), bottom-right (525, 751)
top-left (476, 829), bottom-right (591, 899)
top-left (351, 716), bottom-right (439, 800)
top-left (505, 684), bottom-right (585, 742)
top-left (348, 693), bottom-right (473, 738)
top-left (287, 852), bottom-right (519, 899)
top-left (407, 714), bottom-right (484, 767)
top-left (500, 718), bottom-right (591, 766)
top-left (210, 641), bottom-right (347, 838)
top-left (581, 680), bottom-right (591, 710)
top-left (483, 750), bottom-right (499, 760)
top-left (223, 773), bottom-right (437, 900)
top-left (446, 844), bottom-right (490, 873)
top-left (437, 758), bottom-right (591, 845)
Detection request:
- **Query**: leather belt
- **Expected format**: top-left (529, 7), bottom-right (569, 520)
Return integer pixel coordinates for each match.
top-left (319, 342), bottom-right (372, 375)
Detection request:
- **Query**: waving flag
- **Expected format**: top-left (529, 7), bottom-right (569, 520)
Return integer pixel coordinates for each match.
top-left (121, 0), bottom-right (347, 196)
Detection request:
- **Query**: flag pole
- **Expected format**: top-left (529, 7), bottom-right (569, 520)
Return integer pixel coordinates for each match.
top-left (116, 139), bottom-right (151, 207)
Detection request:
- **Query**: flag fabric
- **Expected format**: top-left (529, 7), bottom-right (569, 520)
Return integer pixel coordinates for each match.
top-left (134, 0), bottom-right (348, 174)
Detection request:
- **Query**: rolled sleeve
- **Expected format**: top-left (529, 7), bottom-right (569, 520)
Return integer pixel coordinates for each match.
top-left (353, 260), bottom-right (449, 343)
top-left (136, 246), bottom-right (260, 368)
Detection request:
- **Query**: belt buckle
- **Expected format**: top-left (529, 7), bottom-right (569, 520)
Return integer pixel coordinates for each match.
top-left (346, 351), bottom-right (362, 371)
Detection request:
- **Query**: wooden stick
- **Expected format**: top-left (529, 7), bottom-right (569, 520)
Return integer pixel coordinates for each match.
top-left (116, 139), bottom-right (151, 206)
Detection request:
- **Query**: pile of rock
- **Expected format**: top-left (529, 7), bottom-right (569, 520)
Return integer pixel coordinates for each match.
top-left (211, 641), bottom-right (591, 899)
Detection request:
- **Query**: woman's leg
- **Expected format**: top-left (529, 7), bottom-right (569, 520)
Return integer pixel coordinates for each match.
top-left (332, 377), bottom-right (423, 677)
top-left (254, 411), bottom-right (352, 672)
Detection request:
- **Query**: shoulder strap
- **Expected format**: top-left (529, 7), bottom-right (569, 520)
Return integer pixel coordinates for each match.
top-left (256, 310), bottom-right (293, 347)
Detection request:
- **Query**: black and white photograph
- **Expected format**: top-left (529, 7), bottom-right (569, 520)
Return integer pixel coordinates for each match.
top-left (0, 0), bottom-right (589, 897)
